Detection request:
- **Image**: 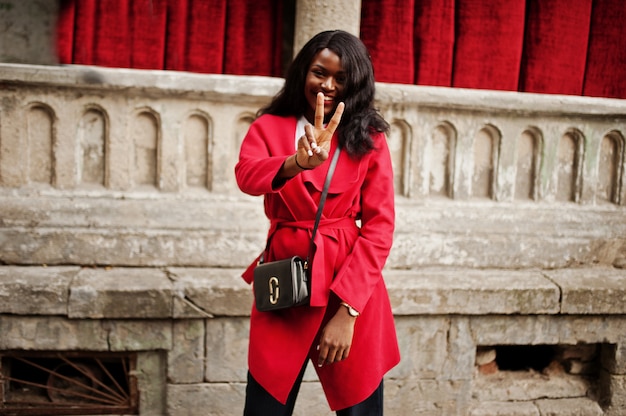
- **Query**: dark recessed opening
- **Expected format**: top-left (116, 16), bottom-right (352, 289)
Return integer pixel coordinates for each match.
top-left (1, 351), bottom-right (138, 415)
top-left (495, 344), bottom-right (556, 371)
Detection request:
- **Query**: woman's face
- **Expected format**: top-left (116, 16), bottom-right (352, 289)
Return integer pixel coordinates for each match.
top-left (303, 48), bottom-right (346, 123)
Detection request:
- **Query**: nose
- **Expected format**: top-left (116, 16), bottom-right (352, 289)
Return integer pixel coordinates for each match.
top-left (321, 76), bottom-right (336, 91)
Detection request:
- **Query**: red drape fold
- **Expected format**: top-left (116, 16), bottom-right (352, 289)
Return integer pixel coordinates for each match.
top-left (520, 0), bottom-right (592, 96)
top-left (55, 0), bottom-right (625, 99)
top-left (583, 0), bottom-right (626, 99)
top-left (56, 0), bottom-right (75, 64)
top-left (360, 0), bottom-right (416, 84)
top-left (93, 0), bottom-right (130, 68)
top-left (224, 0), bottom-right (282, 76)
top-left (184, 0), bottom-right (226, 74)
top-left (452, 0), bottom-right (526, 91)
top-left (71, 0), bottom-right (97, 65)
top-left (413, 0), bottom-right (455, 87)
top-left (130, 0), bottom-right (168, 69)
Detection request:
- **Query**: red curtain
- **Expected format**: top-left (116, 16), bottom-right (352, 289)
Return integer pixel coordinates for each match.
top-left (56, 0), bottom-right (626, 99)
top-left (56, 0), bottom-right (283, 77)
top-left (413, 0), bottom-right (455, 87)
top-left (361, 0), bottom-right (416, 84)
top-left (360, 0), bottom-right (625, 99)
top-left (452, 0), bottom-right (526, 91)
top-left (519, 0), bottom-right (592, 96)
top-left (583, 0), bottom-right (626, 99)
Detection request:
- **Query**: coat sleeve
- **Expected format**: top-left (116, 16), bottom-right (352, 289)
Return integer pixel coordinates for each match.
top-left (329, 133), bottom-right (395, 313)
top-left (235, 116), bottom-right (290, 196)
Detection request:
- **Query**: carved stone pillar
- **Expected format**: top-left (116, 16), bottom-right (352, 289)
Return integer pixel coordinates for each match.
top-left (293, 0), bottom-right (363, 55)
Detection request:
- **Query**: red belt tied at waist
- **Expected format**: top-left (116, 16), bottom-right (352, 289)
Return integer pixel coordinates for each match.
top-left (269, 217), bottom-right (357, 307)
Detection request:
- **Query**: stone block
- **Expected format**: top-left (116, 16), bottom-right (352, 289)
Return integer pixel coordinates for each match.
top-left (104, 320), bottom-right (172, 351)
top-left (387, 268), bottom-right (559, 315)
top-left (469, 401), bottom-right (539, 416)
top-left (534, 397), bottom-right (603, 416)
top-left (384, 378), bottom-right (472, 415)
top-left (169, 267), bottom-right (253, 318)
top-left (604, 373), bottom-right (626, 412)
top-left (602, 341), bottom-right (626, 375)
top-left (137, 351), bottom-right (167, 416)
top-left (168, 320), bottom-right (205, 383)
top-left (556, 316), bottom-right (626, 345)
top-left (166, 382), bottom-right (246, 416)
top-left (68, 267), bottom-right (173, 319)
top-left (442, 317), bottom-right (476, 381)
top-left (0, 266), bottom-right (78, 315)
top-left (0, 315), bottom-right (109, 350)
top-left (546, 267), bottom-right (626, 314)
top-left (471, 316), bottom-right (561, 346)
top-left (205, 317), bottom-right (249, 382)
top-left (389, 316), bottom-right (451, 380)
top-left (293, 381), bottom-right (333, 415)
top-left (472, 371), bottom-right (590, 402)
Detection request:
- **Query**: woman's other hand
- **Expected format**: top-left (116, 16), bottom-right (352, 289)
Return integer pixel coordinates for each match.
top-left (316, 305), bottom-right (356, 367)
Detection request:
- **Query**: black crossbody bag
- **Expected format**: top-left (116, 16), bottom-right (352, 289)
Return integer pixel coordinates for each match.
top-left (253, 148), bottom-right (341, 312)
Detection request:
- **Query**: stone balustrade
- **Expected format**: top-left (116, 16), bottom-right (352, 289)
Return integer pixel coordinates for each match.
top-left (1, 63), bottom-right (625, 415)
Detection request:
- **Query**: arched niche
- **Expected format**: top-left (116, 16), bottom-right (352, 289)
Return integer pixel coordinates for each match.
top-left (472, 124), bottom-right (501, 199)
top-left (597, 130), bottom-right (624, 204)
top-left (184, 112), bottom-right (212, 190)
top-left (556, 128), bottom-right (584, 203)
top-left (132, 109), bottom-right (160, 188)
top-left (515, 126), bottom-right (543, 201)
top-left (77, 106), bottom-right (107, 187)
top-left (389, 119), bottom-right (411, 196)
top-left (26, 103), bottom-right (55, 186)
top-left (427, 121), bottom-right (456, 199)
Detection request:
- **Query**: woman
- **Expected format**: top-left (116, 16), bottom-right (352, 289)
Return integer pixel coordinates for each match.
top-left (235, 30), bottom-right (399, 415)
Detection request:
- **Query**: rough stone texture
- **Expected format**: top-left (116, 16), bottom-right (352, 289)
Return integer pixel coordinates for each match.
top-left (0, 266), bottom-right (78, 315)
top-left (473, 371), bottom-right (591, 402)
top-left (205, 317), bottom-right (249, 383)
top-left (69, 267), bottom-right (173, 319)
top-left (546, 267), bottom-right (626, 314)
top-left (0, 315), bottom-right (109, 350)
top-left (535, 397), bottom-right (604, 416)
top-left (470, 401), bottom-right (540, 416)
top-left (0, 0), bottom-right (59, 65)
top-left (167, 319), bottom-right (205, 383)
top-left (166, 382), bottom-right (247, 416)
top-left (293, 0), bottom-right (362, 54)
top-left (387, 268), bottom-right (560, 315)
top-left (169, 267), bottom-right (253, 318)
top-left (137, 351), bottom-right (168, 416)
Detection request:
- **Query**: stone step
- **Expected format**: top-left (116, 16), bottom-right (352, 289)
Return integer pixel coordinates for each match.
top-left (1, 265), bottom-right (624, 319)
top-left (1, 194), bottom-right (624, 269)
top-left (470, 398), bottom-right (603, 416)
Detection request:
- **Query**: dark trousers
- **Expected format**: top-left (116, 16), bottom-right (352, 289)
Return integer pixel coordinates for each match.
top-left (243, 364), bottom-right (384, 416)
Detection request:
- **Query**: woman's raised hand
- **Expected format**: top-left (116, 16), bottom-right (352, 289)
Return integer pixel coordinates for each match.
top-left (296, 93), bottom-right (344, 169)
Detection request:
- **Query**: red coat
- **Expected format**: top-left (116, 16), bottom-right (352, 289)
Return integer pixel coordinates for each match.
top-left (235, 114), bottom-right (400, 410)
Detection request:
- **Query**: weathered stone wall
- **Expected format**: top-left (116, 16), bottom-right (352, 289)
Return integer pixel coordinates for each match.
top-left (0, 63), bottom-right (625, 415)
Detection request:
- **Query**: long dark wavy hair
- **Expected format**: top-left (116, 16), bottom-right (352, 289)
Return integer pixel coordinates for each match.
top-left (258, 30), bottom-right (389, 158)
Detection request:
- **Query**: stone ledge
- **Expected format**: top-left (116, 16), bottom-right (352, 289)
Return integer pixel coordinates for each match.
top-left (0, 266), bottom-right (625, 318)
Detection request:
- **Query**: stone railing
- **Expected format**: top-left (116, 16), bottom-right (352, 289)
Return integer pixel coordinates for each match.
top-left (1, 63), bottom-right (625, 415)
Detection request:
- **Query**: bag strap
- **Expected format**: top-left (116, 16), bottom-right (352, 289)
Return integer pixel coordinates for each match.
top-left (306, 147), bottom-right (341, 265)
top-left (260, 147), bottom-right (342, 266)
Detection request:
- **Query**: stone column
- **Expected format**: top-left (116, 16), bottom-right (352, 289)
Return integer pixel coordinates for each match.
top-left (293, 0), bottom-right (362, 55)
top-left (0, 0), bottom-right (59, 65)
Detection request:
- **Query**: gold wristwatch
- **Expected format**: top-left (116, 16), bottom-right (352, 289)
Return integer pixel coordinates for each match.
top-left (340, 302), bottom-right (359, 317)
